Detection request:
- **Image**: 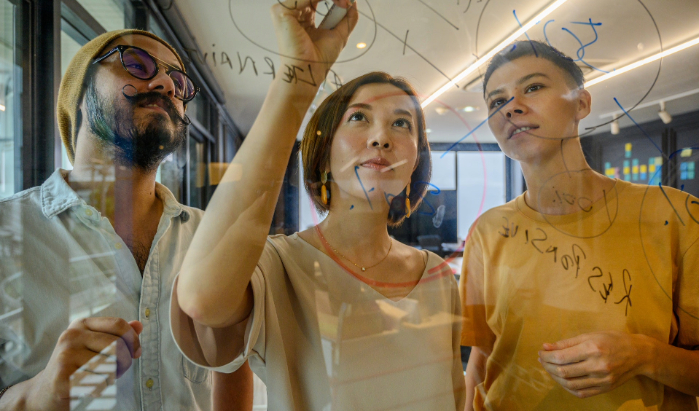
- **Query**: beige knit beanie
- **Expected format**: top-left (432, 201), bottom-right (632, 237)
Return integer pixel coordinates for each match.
top-left (57, 29), bottom-right (186, 164)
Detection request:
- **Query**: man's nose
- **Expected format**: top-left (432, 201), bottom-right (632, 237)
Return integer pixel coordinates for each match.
top-left (146, 69), bottom-right (176, 99)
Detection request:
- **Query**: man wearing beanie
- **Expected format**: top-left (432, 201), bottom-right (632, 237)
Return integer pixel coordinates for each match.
top-left (0, 30), bottom-right (252, 410)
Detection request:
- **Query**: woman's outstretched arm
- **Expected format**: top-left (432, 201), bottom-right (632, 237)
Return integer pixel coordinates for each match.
top-left (176, 0), bottom-right (358, 355)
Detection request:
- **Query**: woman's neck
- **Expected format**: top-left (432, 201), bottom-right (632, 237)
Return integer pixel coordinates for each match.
top-left (521, 138), bottom-right (613, 215)
top-left (318, 201), bottom-right (393, 267)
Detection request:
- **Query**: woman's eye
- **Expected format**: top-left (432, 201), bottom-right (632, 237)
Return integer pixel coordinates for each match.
top-left (349, 111), bottom-right (366, 122)
top-left (393, 118), bottom-right (412, 130)
top-left (526, 84), bottom-right (543, 93)
top-left (490, 99), bottom-right (505, 110)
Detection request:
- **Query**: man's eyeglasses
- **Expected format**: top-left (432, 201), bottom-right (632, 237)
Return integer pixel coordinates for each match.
top-left (93, 45), bottom-right (199, 102)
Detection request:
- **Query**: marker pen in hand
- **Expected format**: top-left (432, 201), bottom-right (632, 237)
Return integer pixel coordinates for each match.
top-left (318, 0), bottom-right (355, 30)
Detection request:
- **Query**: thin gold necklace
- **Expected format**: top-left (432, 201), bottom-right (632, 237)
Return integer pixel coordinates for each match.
top-left (315, 226), bottom-right (392, 272)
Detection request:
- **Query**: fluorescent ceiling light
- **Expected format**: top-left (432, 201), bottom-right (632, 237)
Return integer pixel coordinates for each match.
top-left (435, 107), bottom-right (449, 115)
top-left (585, 36), bottom-right (699, 88)
top-left (421, 0), bottom-right (569, 108)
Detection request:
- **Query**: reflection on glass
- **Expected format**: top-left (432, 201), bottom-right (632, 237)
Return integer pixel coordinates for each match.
top-left (457, 151), bottom-right (506, 241)
top-left (0, 0), bottom-right (18, 199)
top-left (76, 0), bottom-right (127, 32)
top-left (2, 0), bottom-right (699, 410)
top-left (188, 135), bottom-right (207, 208)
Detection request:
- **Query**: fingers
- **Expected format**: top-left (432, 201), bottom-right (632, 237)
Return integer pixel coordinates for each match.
top-left (329, 0), bottom-right (359, 41)
top-left (64, 336), bottom-right (133, 378)
top-left (114, 338), bottom-right (134, 378)
top-left (74, 317), bottom-right (141, 358)
top-left (546, 371), bottom-right (605, 398)
top-left (543, 333), bottom-right (589, 351)
top-left (538, 345), bottom-right (588, 365)
top-left (129, 320), bottom-right (144, 336)
top-left (332, 0), bottom-right (353, 8)
top-left (538, 357), bottom-right (589, 379)
top-left (53, 327), bottom-right (130, 380)
top-left (275, 0), bottom-right (323, 15)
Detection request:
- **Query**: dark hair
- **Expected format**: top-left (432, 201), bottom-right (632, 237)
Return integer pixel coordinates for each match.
top-left (301, 71), bottom-right (431, 227)
top-left (75, 64), bottom-right (100, 142)
top-left (483, 40), bottom-right (585, 95)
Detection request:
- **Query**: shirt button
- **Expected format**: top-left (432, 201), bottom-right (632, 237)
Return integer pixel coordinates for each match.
top-left (146, 378), bottom-right (154, 389)
top-left (115, 243), bottom-right (122, 250)
top-left (85, 209), bottom-right (93, 216)
top-left (145, 308), bottom-right (151, 318)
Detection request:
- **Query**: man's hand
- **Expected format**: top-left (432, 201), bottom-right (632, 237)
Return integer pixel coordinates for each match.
top-left (8, 317), bottom-right (143, 411)
top-left (538, 331), bottom-right (654, 399)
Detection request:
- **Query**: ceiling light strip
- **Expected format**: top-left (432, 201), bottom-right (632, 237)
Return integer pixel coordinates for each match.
top-left (599, 87), bottom-right (699, 118)
top-left (421, 0), bottom-right (569, 108)
top-left (585, 36), bottom-right (699, 88)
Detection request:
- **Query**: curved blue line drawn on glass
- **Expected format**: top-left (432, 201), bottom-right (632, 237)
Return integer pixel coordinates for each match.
top-left (382, 182), bottom-right (442, 217)
top-left (613, 97), bottom-right (664, 156)
top-left (512, 10), bottom-right (538, 57)
top-left (414, 181), bottom-right (441, 216)
top-left (354, 165), bottom-right (373, 210)
top-left (543, 19), bottom-right (556, 48)
top-left (562, 19), bottom-right (610, 73)
top-left (441, 97), bottom-right (514, 157)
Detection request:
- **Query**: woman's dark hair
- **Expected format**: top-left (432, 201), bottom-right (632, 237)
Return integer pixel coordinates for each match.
top-left (483, 40), bottom-right (585, 94)
top-left (301, 71), bottom-right (431, 227)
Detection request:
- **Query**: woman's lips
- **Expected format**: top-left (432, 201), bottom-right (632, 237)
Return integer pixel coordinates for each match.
top-left (360, 158), bottom-right (391, 171)
top-left (361, 162), bottom-right (387, 171)
top-left (509, 125), bottom-right (539, 139)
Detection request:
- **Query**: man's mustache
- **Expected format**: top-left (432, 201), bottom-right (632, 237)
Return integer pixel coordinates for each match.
top-left (121, 88), bottom-right (190, 125)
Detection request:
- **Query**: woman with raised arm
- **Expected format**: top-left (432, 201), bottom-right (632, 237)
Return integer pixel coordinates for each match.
top-left (171, 1), bottom-right (465, 410)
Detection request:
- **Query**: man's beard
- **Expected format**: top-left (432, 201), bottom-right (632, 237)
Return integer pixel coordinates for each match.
top-left (84, 82), bottom-right (187, 172)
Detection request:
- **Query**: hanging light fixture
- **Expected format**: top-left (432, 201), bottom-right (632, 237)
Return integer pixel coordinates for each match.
top-left (611, 114), bottom-right (620, 135)
top-left (658, 101), bottom-right (672, 124)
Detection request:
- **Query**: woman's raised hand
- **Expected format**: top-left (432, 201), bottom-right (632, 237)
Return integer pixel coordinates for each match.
top-left (270, 0), bottom-right (358, 82)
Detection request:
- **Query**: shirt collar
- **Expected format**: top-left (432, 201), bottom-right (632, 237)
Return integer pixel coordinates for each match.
top-left (41, 169), bottom-right (83, 218)
top-left (155, 182), bottom-right (190, 222)
top-left (40, 168), bottom-right (190, 222)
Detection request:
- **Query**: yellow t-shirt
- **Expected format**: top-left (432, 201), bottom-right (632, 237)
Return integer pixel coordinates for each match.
top-left (460, 179), bottom-right (699, 410)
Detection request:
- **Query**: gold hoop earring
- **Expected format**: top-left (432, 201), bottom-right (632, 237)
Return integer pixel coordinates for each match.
top-left (405, 181), bottom-right (411, 218)
top-left (321, 171), bottom-right (330, 205)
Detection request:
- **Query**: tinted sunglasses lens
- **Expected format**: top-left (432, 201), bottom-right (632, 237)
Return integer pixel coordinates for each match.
top-left (170, 71), bottom-right (196, 100)
top-left (122, 48), bottom-right (157, 79)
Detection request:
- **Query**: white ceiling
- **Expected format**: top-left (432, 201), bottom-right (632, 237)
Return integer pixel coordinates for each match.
top-left (175, 0), bottom-right (699, 143)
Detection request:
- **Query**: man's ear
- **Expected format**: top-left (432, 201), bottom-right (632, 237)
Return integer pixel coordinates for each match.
top-left (575, 88), bottom-right (592, 121)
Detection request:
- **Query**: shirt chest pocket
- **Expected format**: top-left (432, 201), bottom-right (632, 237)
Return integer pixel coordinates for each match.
top-left (181, 354), bottom-right (211, 384)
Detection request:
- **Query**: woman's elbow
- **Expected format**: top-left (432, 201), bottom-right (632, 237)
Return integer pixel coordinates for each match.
top-left (176, 274), bottom-right (223, 327)
top-left (176, 275), bottom-right (252, 328)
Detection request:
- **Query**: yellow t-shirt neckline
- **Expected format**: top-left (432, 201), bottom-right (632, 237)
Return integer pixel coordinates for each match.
top-left (514, 178), bottom-right (630, 239)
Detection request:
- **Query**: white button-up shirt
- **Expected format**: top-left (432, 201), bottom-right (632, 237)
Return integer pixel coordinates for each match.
top-left (0, 169), bottom-right (211, 410)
